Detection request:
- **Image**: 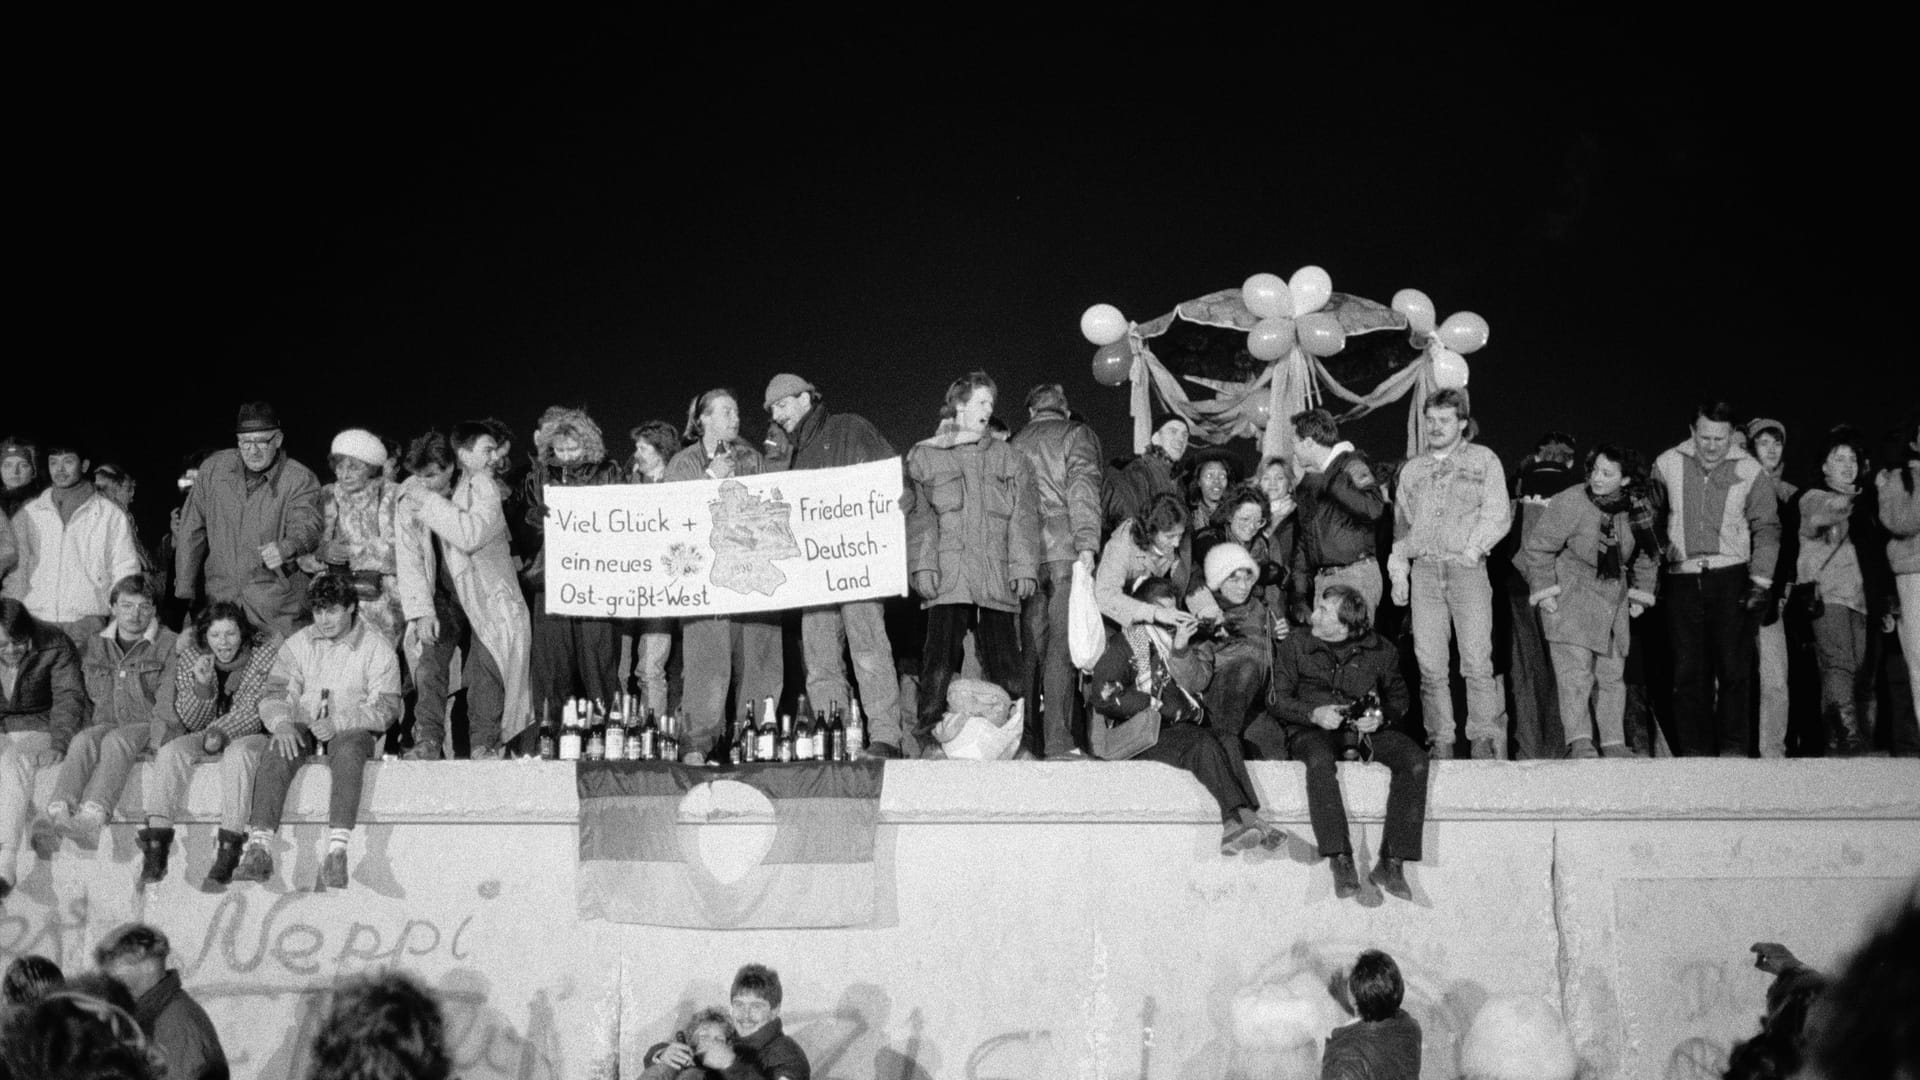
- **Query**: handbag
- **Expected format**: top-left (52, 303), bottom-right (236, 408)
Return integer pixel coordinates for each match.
top-left (1785, 536), bottom-right (1844, 623)
top-left (1090, 705), bottom-right (1162, 761)
top-left (1068, 560), bottom-right (1106, 673)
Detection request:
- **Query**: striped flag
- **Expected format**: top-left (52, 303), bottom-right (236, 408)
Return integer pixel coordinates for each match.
top-left (576, 760), bottom-right (885, 928)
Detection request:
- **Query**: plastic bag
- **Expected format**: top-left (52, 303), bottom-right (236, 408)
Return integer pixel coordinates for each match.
top-left (1069, 560), bottom-right (1105, 673)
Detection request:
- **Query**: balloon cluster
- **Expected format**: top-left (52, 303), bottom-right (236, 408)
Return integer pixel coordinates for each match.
top-left (1080, 303), bottom-right (1133, 386)
top-left (1241, 266), bottom-right (1344, 361)
top-left (1392, 289), bottom-right (1488, 389)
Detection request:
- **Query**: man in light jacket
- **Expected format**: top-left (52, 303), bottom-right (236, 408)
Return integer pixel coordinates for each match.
top-left (903, 371), bottom-right (1042, 751)
top-left (1650, 400), bottom-right (1779, 756)
top-left (3, 440), bottom-right (140, 648)
top-left (232, 571), bottom-right (401, 891)
top-left (1388, 389), bottom-right (1513, 759)
top-left (1009, 383), bottom-right (1103, 758)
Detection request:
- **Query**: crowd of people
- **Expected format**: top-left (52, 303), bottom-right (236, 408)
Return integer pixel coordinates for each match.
top-left (0, 374), bottom-right (1916, 902)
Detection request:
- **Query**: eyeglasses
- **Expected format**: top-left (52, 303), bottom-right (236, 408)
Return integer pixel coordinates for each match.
top-left (237, 434), bottom-right (281, 449)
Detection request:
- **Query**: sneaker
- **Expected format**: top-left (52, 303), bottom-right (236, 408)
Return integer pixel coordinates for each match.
top-left (1220, 822), bottom-right (1262, 856)
top-left (1255, 821), bottom-right (1290, 852)
top-left (1565, 737), bottom-right (1600, 759)
top-left (1329, 853), bottom-right (1362, 899)
top-left (231, 844), bottom-right (274, 883)
top-left (1470, 737), bottom-right (1504, 760)
top-left (401, 742), bottom-right (443, 762)
top-left (317, 850), bottom-right (349, 890)
top-left (68, 804), bottom-right (109, 847)
top-left (1369, 856), bottom-right (1413, 901)
top-left (469, 747), bottom-right (502, 761)
top-left (43, 803), bottom-right (72, 837)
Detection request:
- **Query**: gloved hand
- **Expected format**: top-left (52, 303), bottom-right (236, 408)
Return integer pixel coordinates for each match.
top-left (1743, 582), bottom-right (1775, 620)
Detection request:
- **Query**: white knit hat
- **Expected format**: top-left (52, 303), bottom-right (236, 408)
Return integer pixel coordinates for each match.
top-left (1204, 542), bottom-right (1259, 591)
top-left (330, 428), bottom-right (387, 470)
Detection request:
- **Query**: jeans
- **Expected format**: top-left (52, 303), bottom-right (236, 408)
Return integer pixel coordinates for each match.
top-left (145, 732), bottom-right (267, 833)
top-left (681, 614), bottom-right (782, 758)
top-left (1900, 575), bottom-right (1920, 736)
top-left (620, 618), bottom-right (675, 717)
top-left (1206, 637), bottom-right (1272, 775)
top-left (1284, 726), bottom-right (1427, 861)
top-left (801, 599), bottom-right (903, 749)
top-left (414, 611), bottom-right (505, 752)
top-left (249, 729), bottom-right (377, 832)
top-left (0, 732), bottom-right (59, 883)
top-left (1021, 561), bottom-right (1081, 756)
top-left (1134, 723), bottom-right (1261, 822)
top-left (1663, 565), bottom-right (1754, 756)
top-left (1550, 641), bottom-right (1626, 748)
top-left (49, 721), bottom-right (151, 813)
top-left (918, 605), bottom-right (1021, 738)
top-left (1409, 558), bottom-right (1501, 747)
top-left (1755, 618), bottom-right (1791, 758)
top-left (1811, 605), bottom-right (1871, 746)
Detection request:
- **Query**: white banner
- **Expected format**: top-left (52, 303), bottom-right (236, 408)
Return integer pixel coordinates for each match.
top-left (542, 458), bottom-right (907, 618)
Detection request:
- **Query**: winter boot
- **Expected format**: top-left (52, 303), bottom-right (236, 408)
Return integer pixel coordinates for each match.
top-left (201, 830), bottom-right (247, 891)
top-left (230, 840), bottom-right (274, 884)
top-left (1329, 853), bottom-right (1362, 899)
top-left (136, 827), bottom-right (175, 885)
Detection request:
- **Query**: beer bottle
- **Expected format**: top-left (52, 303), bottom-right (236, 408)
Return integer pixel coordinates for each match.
top-left (737, 710), bottom-right (758, 763)
top-left (777, 713), bottom-right (795, 763)
top-left (537, 699), bottom-right (558, 760)
top-left (794, 706), bottom-right (815, 762)
top-left (756, 703), bottom-right (776, 762)
top-left (661, 713), bottom-right (680, 762)
top-left (585, 702), bottom-right (606, 760)
top-left (825, 703), bottom-right (845, 762)
top-left (846, 698), bottom-right (866, 758)
top-left (604, 703), bottom-right (626, 760)
top-left (558, 700), bottom-right (583, 762)
top-left (638, 709), bottom-right (658, 760)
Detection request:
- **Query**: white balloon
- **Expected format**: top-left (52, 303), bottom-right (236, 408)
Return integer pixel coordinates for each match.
top-left (1431, 345), bottom-right (1470, 389)
top-left (1288, 266), bottom-right (1333, 316)
top-left (1080, 304), bottom-right (1128, 347)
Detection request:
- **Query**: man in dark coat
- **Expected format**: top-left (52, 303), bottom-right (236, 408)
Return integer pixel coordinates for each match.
top-left (1009, 383), bottom-right (1103, 757)
top-left (1321, 949), bottom-right (1422, 1079)
top-left (172, 401), bottom-right (324, 639)
top-left (1287, 408), bottom-right (1388, 621)
top-left (94, 922), bottom-right (228, 1080)
top-left (1256, 582), bottom-right (1426, 902)
top-left (765, 373), bottom-right (906, 757)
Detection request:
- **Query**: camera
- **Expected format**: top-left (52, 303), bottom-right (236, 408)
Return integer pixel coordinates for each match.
top-left (1337, 692), bottom-right (1383, 760)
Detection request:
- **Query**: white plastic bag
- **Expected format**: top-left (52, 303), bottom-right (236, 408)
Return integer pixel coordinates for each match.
top-left (1068, 559), bottom-right (1105, 673)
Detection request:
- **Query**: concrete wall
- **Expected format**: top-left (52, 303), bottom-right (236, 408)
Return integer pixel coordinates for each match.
top-left (4, 759), bottom-right (1916, 1080)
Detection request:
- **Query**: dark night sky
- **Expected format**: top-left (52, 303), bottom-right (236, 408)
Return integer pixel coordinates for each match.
top-left (20, 19), bottom-right (1902, 540)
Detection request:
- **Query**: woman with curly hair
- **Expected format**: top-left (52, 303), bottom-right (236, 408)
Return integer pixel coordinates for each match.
top-left (138, 599), bottom-right (279, 889)
top-left (305, 970), bottom-right (452, 1080)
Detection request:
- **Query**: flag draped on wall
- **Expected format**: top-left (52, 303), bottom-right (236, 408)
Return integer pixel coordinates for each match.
top-left (576, 761), bottom-right (885, 928)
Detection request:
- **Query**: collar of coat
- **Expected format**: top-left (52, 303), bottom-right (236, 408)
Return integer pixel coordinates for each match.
top-left (916, 421), bottom-right (988, 451)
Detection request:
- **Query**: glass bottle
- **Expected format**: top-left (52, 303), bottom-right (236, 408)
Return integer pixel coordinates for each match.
top-left (558, 699), bottom-right (583, 762)
top-left (845, 698), bottom-right (866, 758)
top-left (537, 698), bottom-right (558, 760)
top-left (777, 713), bottom-right (795, 763)
top-left (756, 703), bottom-right (776, 762)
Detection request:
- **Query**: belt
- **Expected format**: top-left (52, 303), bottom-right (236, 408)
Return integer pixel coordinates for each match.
top-left (1666, 556), bottom-right (1748, 575)
top-left (1317, 559), bottom-right (1374, 573)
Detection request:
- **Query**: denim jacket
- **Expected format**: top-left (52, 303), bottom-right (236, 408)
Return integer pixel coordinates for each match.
top-left (1390, 442), bottom-right (1512, 564)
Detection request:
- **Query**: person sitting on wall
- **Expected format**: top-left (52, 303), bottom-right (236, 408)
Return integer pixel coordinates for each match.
top-left (649, 964), bottom-right (809, 1080)
top-left (1321, 948), bottom-right (1422, 1080)
top-left (1256, 583), bottom-right (1425, 903)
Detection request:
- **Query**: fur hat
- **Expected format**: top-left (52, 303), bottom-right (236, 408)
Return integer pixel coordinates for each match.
top-left (763, 373), bottom-right (817, 411)
top-left (329, 428), bottom-right (387, 470)
top-left (1205, 542), bottom-right (1259, 591)
top-left (532, 406), bottom-right (607, 464)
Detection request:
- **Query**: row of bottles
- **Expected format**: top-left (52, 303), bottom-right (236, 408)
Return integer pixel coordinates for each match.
top-left (732, 695), bottom-right (866, 764)
top-left (533, 693), bottom-right (867, 764)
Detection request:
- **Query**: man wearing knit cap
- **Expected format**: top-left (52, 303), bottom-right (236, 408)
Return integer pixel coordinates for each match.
top-left (765, 372), bottom-right (906, 757)
top-left (2, 440), bottom-right (141, 649)
top-left (174, 401), bottom-right (325, 639)
top-left (1747, 417), bottom-right (1797, 758)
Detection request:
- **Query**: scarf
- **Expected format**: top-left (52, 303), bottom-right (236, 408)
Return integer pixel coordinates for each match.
top-left (1590, 486), bottom-right (1633, 581)
top-left (1123, 624), bottom-right (1173, 693)
top-left (213, 645), bottom-right (253, 717)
